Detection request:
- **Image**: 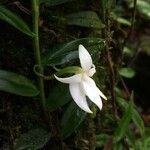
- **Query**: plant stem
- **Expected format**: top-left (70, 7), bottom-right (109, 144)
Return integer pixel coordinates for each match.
top-left (101, 1), bottom-right (118, 120)
top-left (32, 0), bottom-right (46, 112)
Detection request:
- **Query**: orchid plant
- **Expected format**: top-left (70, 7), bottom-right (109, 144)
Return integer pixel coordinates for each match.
top-left (55, 44), bottom-right (107, 113)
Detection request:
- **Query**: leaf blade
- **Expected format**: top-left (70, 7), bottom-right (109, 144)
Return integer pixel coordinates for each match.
top-left (0, 5), bottom-right (33, 36)
top-left (14, 128), bottom-right (51, 150)
top-left (42, 38), bottom-right (105, 66)
top-left (113, 100), bottom-right (132, 143)
top-left (61, 102), bottom-right (86, 138)
top-left (66, 11), bottom-right (105, 29)
top-left (0, 70), bottom-right (39, 96)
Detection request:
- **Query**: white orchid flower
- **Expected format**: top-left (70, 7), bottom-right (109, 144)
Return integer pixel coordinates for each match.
top-left (54, 44), bottom-right (107, 113)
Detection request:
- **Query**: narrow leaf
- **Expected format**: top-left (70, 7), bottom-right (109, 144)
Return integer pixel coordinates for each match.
top-left (14, 128), bottom-right (51, 150)
top-left (0, 70), bottom-right (39, 96)
top-left (126, 128), bottom-right (136, 147)
top-left (66, 11), bottom-right (105, 29)
top-left (113, 101), bottom-right (132, 143)
top-left (61, 102), bottom-right (86, 138)
top-left (0, 5), bottom-right (33, 36)
top-left (117, 97), bottom-right (145, 136)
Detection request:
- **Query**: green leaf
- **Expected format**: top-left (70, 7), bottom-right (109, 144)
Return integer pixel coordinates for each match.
top-left (46, 83), bottom-right (71, 111)
top-left (42, 38), bottom-right (105, 66)
top-left (66, 11), bottom-right (105, 29)
top-left (0, 70), bottom-right (39, 96)
top-left (127, 0), bottom-right (150, 19)
top-left (135, 139), bottom-right (143, 150)
top-left (140, 35), bottom-right (150, 55)
top-left (115, 17), bottom-right (131, 26)
top-left (119, 67), bottom-right (136, 78)
top-left (113, 101), bottom-right (132, 143)
top-left (0, 5), bottom-right (33, 36)
top-left (14, 128), bottom-right (51, 150)
top-left (132, 108), bottom-right (145, 135)
top-left (143, 135), bottom-right (150, 149)
top-left (123, 47), bottom-right (133, 56)
top-left (112, 13), bottom-right (131, 26)
top-left (40, 0), bottom-right (73, 6)
top-left (96, 134), bottom-right (109, 148)
top-left (126, 128), bottom-right (136, 147)
top-left (117, 97), bottom-right (145, 136)
top-left (113, 142), bottom-right (124, 150)
top-left (61, 102), bottom-right (86, 138)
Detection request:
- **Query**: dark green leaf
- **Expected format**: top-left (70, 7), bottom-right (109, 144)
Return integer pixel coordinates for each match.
top-left (140, 35), bottom-right (150, 55)
top-left (42, 38), bottom-right (105, 66)
top-left (128, 0), bottom-right (150, 19)
top-left (126, 128), bottom-right (136, 147)
top-left (132, 108), bottom-right (145, 135)
top-left (119, 67), bottom-right (136, 78)
top-left (135, 139), bottom-right (143, 150)
top-left (66, 11), bottom-right (105, 29)
top-left (61, 102), bottom-right (86, 138)
top-left (40, 0), bottom-right (73, 6)
top-left (14, 128), bottom-right (51, 150)
top-left (46, 83), bottom-right (71, 111)
top-left (0, 70), bottom-right (39, 96)
top-left (113, 101), bottom-right (132, 143)
top-left (117, 97), bottom-right (145, 136)
top-left (0, 5), bottom-right (33, 36)
top-left (113, 142), bottom-right (124, 150)
top-left (143, 135), bottom-right (150, 149)
top-left (111, 13), bottom-right (131, 26)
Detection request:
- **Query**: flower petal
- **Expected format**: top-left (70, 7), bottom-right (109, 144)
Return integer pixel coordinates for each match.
top-left (69, 83), bottom-right (92, 113)
top-left (79, 44), bottom-right (93, 71)
top-left (83, 75), bottom-right (107, 100)
top-left (82, 77), bottom-right (103, 110)
top-left (54, 74), bottom-right (81, 84)
top-left (97, 88), bottom-right (107, 100)
top-left (87, 65), bottom-right (96, 77)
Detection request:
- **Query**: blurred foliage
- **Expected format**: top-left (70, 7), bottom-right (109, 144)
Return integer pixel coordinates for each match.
top-left (0, 0), bottom-right (150, 149)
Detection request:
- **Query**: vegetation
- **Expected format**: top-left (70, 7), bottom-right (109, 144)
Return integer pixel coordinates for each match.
top-left (0, 0), bottom-right (150, 149)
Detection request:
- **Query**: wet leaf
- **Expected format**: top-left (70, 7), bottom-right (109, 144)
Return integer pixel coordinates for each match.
top-left (46, 83), bottom-right (71, 111)
top-left (61, 102), bottom-right (86, 138)
top-left (66, 11), bottom-right (105, 29)
top-left (14, 128), bottom-right (51, 150)
top-left (0, 70), bottom-right (39, 96)
top-left (42, 38), bottom-right (105, 66)
top-left (0, 5), bottom-right (33, 36)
